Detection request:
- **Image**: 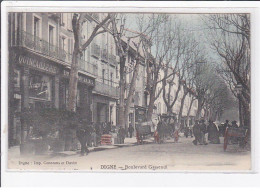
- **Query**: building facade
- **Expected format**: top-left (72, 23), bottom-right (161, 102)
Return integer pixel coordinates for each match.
top-left (8, 12), bottom-right (198, 147)
top-left (8, 13), bottom-right (96, 146)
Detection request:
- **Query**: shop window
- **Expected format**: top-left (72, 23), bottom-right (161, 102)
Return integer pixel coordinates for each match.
top-left (29, 74), bottom-right (52, 101)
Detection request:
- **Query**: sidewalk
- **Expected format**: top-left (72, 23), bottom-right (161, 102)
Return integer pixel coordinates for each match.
top-left (8, 137), bottom-right (155, 158)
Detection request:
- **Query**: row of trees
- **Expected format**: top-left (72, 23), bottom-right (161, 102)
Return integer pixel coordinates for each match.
top-left (66, 13), bottom-right (249, 129)
top-left (204, 14), bottom-right (250, 126)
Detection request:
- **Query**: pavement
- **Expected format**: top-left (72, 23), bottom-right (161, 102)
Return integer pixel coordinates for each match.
top-left (8, 136), bottom-right (153, 158)
top-left (7, 134), bottom-right (251, 171)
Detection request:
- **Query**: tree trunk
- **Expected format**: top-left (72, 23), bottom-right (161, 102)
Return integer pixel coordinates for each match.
top-left (186, 98), bottom-right (195, 127)
top-left (124, 59), bottom-right (140, 129)
top-left (118, 56), bottom-right (126, 127)
top-left (196, 98), bottom-right (203, 119)
top-left (147, 88), bottom-right (156, 121)
top-left (67, 50), bottom-right (79, 112)
top-left (177, 92), bottom-right (188, 128)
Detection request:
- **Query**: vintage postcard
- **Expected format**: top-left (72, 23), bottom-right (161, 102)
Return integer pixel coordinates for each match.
top-left (2, 4), bottom-right (253, 173)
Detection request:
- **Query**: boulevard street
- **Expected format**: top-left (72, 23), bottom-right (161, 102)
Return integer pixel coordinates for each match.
top-left (10, 135), bottom-right (250, 171)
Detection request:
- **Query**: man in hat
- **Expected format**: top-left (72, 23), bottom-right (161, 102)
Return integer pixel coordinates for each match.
top-left (128, 124), bottom-right (134, 138)
top-left (231, 120), bottom-right (239, 128)
top-left (192, 120), bottom-right (201, 145)
top-left (231, 120), bottom-right (239, 144)
top-left (222, 120), bottom-right (230, 137)
top-left (76, 120), bottom-right (89, 156)
top-left (199, 119), bottom-right (208, 145)
top-left (207, 119), bottom-right (220, 144)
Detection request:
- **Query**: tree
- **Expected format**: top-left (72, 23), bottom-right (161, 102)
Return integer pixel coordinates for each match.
top-left (205, 14), bottom-right (250, 126)
top-left (161, 25), bottom-right (199, 124)
top-left (110, 14), bottom-right (154, 128)
top-left (192, 61), bottom-right (216, 119)
top-left (68, 13), bottom-right (112, 112)
top-left (141, 14), bottom-right (176, 121)
top-left (112, 14), bottom-right (164, 127)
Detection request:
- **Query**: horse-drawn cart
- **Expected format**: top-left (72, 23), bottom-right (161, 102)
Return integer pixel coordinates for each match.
top-left (223, 126), bottom-right (249, 151)
top-left (136, 121), bottom-right (155, 144)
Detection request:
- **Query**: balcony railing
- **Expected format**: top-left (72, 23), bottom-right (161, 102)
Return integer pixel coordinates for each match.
top-left (101, 49), bottom-right (108, 62)
top-left (91, 43), bottom-right (101, 58)
top-left (12, 30), bottom-right (97, 76)
top-left (15, 30), bottom-right (67, 61)
top-left (108, 53), bottom-right (117, 66)
top-left (94, 81), bottom-right (119, 98)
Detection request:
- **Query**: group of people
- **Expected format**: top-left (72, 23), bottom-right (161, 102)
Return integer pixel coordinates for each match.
top-left (155, 117), bottom-right (178, 144)
top-left (192, 119), bottom-right (219, 145)
top-left (76, 121), bottom-right (136, 155)
top-left (76, 121), bottom-right (114, 155)
top-left (218, 120), bottom-right (239, 137)
top-left (192, 119), bottom-right (239, 145)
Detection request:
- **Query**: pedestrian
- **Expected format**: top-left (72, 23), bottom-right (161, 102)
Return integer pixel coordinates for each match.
top-left (192, 120), bottom-right (201, 145)
top-left (102, 122), bottom-right (108, 134)
top-left (91, 122), bottom-right (97, 147)
top-left (169, 118), bottom-right (176, 138)
top-left (128, 124), bottom-right (134, 138)
top-left (173, 128), bottom-right (179, 143)
top-left (207, 119), bottom-right (220, 144)
top-left (106, 122), bottom-right (112, 134)
top-left (162, 118), bottom-right (168, 141)
top-left (76, 120), bottom-right (89, 156)
top-left (222, 120), bottom-right (230, 137)
top-left (95, 122), bottom-right (101, 146)
top-left (199, 119), bottom-right (208, 145)
top-left (231, 121), bottom-right (239, 144)
top-left (231, 120), bottom-right (239, 128)
top-left (86, 122), bottom-right (93, 147)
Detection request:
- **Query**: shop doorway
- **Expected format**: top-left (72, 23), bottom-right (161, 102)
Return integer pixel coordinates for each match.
top-left (97, 103), bottom-right (107, 123)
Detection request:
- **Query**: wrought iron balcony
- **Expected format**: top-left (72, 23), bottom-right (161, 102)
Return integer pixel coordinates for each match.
top-left (78, 58), bottom-right (98, 76)
top-left (101, 49), bottom-right (108, 62)
top-left (108, 53), bottom-right (117, 66)
top-left (94, 80), bottom-right (119, 99)
top-left (14, 30), bottom-right (67, 62)
top-left (12, 30), bottom-right (97, 76)
top-left (91, 43), bottom-right (101, 58)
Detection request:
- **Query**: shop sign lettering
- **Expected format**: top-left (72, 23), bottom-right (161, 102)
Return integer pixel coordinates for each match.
top-left (63, 70), bottom-right (94, 86)
top-left (18, 55), bottom-right (58, 74)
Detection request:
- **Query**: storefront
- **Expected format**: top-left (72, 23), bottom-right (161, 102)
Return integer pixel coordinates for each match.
top-left (9, 49), bottom-right (96, 146)
top-left (9, 50), bottom-right (60, 145)
top-left (92, 95), bottom-right (109, 124)
top-left (60, 68), bottom-right (95, 121)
